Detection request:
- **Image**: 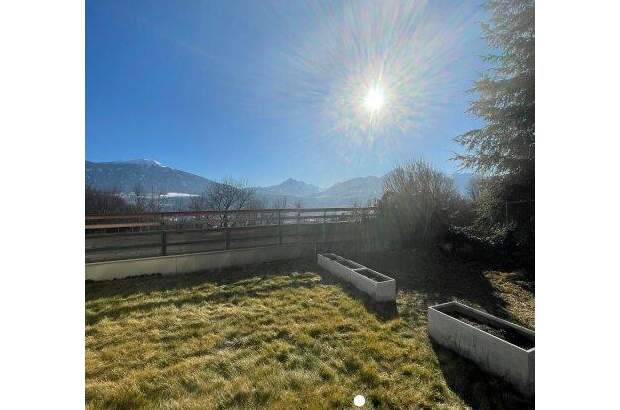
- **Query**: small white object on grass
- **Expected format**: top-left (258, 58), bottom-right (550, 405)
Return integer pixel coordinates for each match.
top-left (353, 394), bottom-right (366, 407)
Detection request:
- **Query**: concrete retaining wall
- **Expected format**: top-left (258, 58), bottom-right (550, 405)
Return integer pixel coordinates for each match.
top-left (428, 301), bottom-right (535, 397)
top-left (86, 244), bottom-right (314, 281)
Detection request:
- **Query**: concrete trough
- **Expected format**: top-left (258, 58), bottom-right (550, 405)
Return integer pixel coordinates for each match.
top-left (317, 253), bottom-right (362, 281)
top-left (428, 301), bottom-right (535, 397)
top-left (317, 253), bottom-right (396, 302)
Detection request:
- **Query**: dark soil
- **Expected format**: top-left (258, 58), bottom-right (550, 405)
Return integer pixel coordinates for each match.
top-left (338, 259), bottom-right (361, 269)
top-left (354, 268), bottom-right (390, 282)
top-left (446, 311), bottom-right (534, 350)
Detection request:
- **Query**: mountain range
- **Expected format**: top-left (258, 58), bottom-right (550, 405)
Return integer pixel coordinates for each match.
top-left (86, 159), bottom-right (471, 207)
top-left (85, 159), bottom-right (216, 195)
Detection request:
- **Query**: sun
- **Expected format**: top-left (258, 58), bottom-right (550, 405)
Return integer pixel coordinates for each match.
top-left (363, 86), bottom-right (385, 113)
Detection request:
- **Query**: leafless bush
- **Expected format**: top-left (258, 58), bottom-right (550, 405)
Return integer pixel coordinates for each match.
top-left (292, 200), bottom-right (303, 224)
top-left (205, 177), bottom-right (255, 227)
top-left (132, 183), bottom-right (147, 213)
top-left (271, 197), bottom-right (288, 209)
top-left (189, 193), bottom-right (208, 212)
top-left (377, 159), bottom-right (469, 248)
top-left (85, 185), bottom-right (129, 215)
top-left (349, 200), bottom-right (364, 223)
top-left (246, 197), bottom-right (268, 226)
top-left (146, 186), bottom-right (166, 213)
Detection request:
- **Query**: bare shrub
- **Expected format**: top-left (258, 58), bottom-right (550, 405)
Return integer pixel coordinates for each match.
top-left (85, 185), bottom-right (129, 215)
top-left (271, 196), bottom-right (288, 209)
top-left (132, 183), bottom-right (147, 213)
top-left (205, 177), bottom-right (255, 227)
top-left (377, 159), bottom-right (469, 248)
top-left (146, 186), bottom-right (165, 213)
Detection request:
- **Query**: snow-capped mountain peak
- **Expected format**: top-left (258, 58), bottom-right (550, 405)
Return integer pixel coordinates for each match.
top-left (110, 159), bottom-right (167, 167)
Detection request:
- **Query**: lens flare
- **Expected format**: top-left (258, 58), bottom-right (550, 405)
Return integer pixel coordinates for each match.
top-left (363, 86), bottom-right (385, 113)
top-left (248, 0), bottom-right (483, 161)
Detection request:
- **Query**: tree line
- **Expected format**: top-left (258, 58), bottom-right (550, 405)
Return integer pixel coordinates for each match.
top-left (86, 177), bottom-right (305, 225)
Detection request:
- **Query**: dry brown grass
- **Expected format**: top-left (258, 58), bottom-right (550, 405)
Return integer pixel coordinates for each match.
top-left (86, 253), bottom-right (534, 409)
top-left (484, 270), bottom-right (535, 329)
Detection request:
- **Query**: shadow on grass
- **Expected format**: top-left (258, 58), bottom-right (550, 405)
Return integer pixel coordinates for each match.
top-left (87, 250), bottom-right (531, 327)
top-left (86, 258), bottom-right (330, 327)
top-left (430, 340), bottom-right (534, 410)
top-left (315, 270), bottom-right (399, 321)
top-left (86, 258), bottom-right (319, 302)
top-left (86, 252), bottom-right (534, 408)
top-left (345, 248), bottom-right (532, 326)
top-left (86, 275), bottom-right (320, 326)
top-left (334, 248), bottom-right (535, 407)
top-left (86, 257), bottom-right (400, 322)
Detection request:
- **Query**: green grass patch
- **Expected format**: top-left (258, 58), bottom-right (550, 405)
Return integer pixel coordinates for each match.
top-left (86, 255), bottom-right (533, 409)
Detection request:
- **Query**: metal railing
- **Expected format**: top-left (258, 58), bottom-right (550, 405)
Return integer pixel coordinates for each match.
top-left (86, 207), bottom-right (376, 232)
top-left (85, 207), bottom-right (377, 262)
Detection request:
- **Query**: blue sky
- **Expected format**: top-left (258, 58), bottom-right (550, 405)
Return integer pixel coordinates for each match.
top-left (86, 0), bottom-right (489, 187)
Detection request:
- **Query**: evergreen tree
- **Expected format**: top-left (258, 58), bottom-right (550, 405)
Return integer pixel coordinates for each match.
top-left (455, 0), bottom-right (535, 259)
top-left (456, 0), bottom-right (534, 180)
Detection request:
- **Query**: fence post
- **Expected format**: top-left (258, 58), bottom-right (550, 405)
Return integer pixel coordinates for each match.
top-left (161, 230), bottom-right (167, 256)
top-left (225, 228), bottom-right (230, 250)
top-left (277, 209), bottom-right (282, 245)
top-left (322, 210), bottom-right (327, 245)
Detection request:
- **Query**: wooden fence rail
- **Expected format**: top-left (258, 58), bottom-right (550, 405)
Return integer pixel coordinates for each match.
top-left (86, 207), bottom-right (377, 263)
top-left (86, 207), bottom-right (375, 232)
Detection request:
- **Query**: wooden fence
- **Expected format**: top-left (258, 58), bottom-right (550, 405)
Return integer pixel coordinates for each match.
top-left (86, 207), bottom-right (377, 263)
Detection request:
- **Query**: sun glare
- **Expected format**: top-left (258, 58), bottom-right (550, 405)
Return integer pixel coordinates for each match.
top-left (271, 0), bottom-right (477, 143)
top-left (363, 86), bottom-right (385, 113)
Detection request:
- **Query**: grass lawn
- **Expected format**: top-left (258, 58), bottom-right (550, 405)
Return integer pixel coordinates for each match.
top-left (86, 250), bottom-right (534, 409)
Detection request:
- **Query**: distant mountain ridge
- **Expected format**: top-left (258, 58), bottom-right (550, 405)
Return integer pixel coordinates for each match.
top-left (85, 159), bottom-right (216, 195)
top-left (255, 178), bottom-right (320, 198)
top-left (313, 176), bottom-right (385, 206)
top-left (109, 159), bottom-right (167, 167)
top-left (86, 160), bottom-right (472, 207)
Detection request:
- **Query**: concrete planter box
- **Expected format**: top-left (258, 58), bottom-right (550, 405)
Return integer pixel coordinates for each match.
top-left (317, 253), bottom-right (362, 281)
top-left (428, 301), bottom-right (535, 397)
top-left (317, 253), bottom-right (396, 302)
